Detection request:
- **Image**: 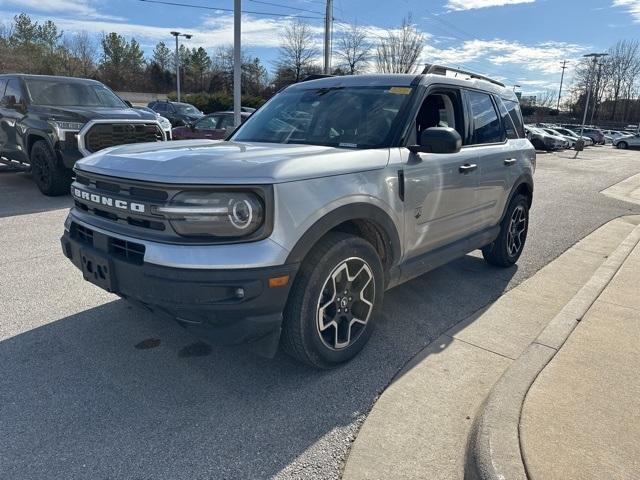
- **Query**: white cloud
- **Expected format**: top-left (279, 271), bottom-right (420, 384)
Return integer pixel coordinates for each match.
top-left (0, 0), bottom-right (123, 20)
top-left (422, 38), bottom-right (585, 76)
top-left (612, 0), bottom-right (640, 22)
top-left (446, 0), bottom-right (535, 11)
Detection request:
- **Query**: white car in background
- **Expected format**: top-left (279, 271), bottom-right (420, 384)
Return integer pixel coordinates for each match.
top-left (553, 127), bottom-right (594, 147)
top-left (542, 128), bottom-right (576, 148)
top-left (613, 133), bottom-right (640, 149)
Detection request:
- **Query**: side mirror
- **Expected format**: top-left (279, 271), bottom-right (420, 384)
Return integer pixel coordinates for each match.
top-left (409, 127), bottom-right (462, 154)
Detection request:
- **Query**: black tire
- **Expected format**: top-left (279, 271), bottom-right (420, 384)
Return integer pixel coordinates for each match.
top-left (30, 140), bottom-right (72, 196)
top-left (281, 232), bottom-right (384, 369)
top-left (617, 141), bottom-right (628, 150)
top-left (482, 194), bottom-right (529, 267)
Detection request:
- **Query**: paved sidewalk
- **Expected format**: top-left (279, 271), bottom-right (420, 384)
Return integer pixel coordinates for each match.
top-left (342, 216), bottom-right (640, 480)
top-left (520, 238), bottom-right (640, 479)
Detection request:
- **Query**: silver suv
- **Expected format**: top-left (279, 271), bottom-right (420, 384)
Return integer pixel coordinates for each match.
top-left (61, 66), bottom-right (535, 368)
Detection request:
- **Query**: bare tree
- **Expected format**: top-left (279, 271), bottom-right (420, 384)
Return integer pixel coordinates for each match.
top-left (67, 31), bottom-right (95, 77)
top-left (606, 39), bottom-right (640, 121)
top-left (376, 15), bottom-right (424, 74)
top-left (335, 24), bottom-right (371, 74)
top-left (277, 20), bottom-right (319, 83)
top-left (536, 89), bottom-right (558, 108)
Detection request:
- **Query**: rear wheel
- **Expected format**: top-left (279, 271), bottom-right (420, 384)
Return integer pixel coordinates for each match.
top-left (482, 194), bottom-right (529, 267)
top-left (617, 141), bottom-right (628, 150)
top-left (30, 140), bottom-right (72, 196)
top-left (281, 232), bottom-right (384, 369)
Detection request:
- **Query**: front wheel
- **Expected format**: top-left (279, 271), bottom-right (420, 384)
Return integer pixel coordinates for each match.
top-left (482, 194), bottom-right (529, 267)
top-left (281, 233), bottom-right (384, 369)
top-left (30, 140), bottom-right (72, 196)
top-left (617, 141), bottom-right (628, 150)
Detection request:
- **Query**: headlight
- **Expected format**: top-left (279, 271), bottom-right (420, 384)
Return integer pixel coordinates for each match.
top-left (48, 121), bottom-right (84, 139)
top-left (158, 116), bottom-right (171, 129)
top-left (153, 191), bottom-right (264, 238)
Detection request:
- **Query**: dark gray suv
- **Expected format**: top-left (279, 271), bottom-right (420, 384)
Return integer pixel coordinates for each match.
top-left (61, 65), bottom-right (535, 368)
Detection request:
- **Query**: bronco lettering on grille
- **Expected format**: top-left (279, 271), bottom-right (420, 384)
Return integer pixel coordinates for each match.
top-left (73, 188), bottom-right (146, 213)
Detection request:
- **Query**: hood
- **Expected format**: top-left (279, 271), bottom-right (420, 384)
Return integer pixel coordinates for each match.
top-left (32, 105), bottom-right (157, 123)
top-left (75, 140), bottom-right (390, 184)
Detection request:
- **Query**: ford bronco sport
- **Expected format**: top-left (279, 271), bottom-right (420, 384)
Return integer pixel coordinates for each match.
top-left (61, 65), bottom-right (535, 368)
top-left (0, 74), bottom-right (165, 196)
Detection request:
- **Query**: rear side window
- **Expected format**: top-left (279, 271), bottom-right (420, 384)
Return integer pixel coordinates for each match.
top-left (0, 78), bottom-right (7, 98)
top-left (154, 103), bottom-right (167, 112)
top-left (467, 90), bottom-right (503, 144)
top-left (496, 98), bottom-right (519, 139)
top-left (502, 99), bottom-right (525, 139)
top-left (4, 78), bottom-right (23, 104)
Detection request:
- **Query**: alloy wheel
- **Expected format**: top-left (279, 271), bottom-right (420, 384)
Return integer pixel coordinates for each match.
top-left (32, 151), bottom-right (50, 187)
top-left (316, 257), bottom-right (375, 350)
top-left (507, 205), bottom-right (527, 257)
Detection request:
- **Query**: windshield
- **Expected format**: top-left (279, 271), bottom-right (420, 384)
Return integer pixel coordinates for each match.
top-left (175, 104), bottom-right (200, 115)
top-left (25, 79), bottom-right (126, 108)
top-left (231, 86), bottom-right (413, 148)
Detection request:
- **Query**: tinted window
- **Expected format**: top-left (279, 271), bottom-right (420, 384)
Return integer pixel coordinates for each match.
top-left (0, 78), bottom-right (7, 98)
top-left (5, 78), bottom-right (23, 104)
top-left (154, 103), bottom-right (168, 112)
top-left (468, 91), bottom-right (502, 144)
top-left (175, 103), bottom-right (200, 115)
top-left (497, 98), bottom-right (518, 139)
top-left (25, 79), bottom-right (124, 107)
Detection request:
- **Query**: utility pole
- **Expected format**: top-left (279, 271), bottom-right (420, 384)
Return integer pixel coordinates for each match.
top-left (557, 60), bottom-right (567, 112)
top-left (170, 31), bottom-right (192, 102)
top-left (233, 0), bottom-right (241, 127)
top-left (323, 0), bottom-right (333, 74)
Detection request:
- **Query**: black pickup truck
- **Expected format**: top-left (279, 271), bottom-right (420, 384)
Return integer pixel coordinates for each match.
top-left (0, 74), bottom-right (166, 196)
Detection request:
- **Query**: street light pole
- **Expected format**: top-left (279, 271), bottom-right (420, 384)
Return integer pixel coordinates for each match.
top-left (233, 0), bottom-right (241, 127)
top-left (170, 31), bottom-right (192, 102)
top-left (579, 53), bottom-right (608, 138)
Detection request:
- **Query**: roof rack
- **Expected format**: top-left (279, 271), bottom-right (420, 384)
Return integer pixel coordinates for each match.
top-left (299, 74), bottom-right (335, 82)
top-left (422, 64), bottom-right (506, 88)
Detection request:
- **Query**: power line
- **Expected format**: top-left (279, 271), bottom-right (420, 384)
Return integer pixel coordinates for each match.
top-left (248, 0), bottom-right (324, 16)
top-left (138, 0), bottom-right (325, 20)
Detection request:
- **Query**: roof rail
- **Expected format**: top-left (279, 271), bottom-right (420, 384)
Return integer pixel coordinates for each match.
top-left (422, 64), bottom-right (505, 88)
top-left (299, 74), bottom-right (335, 82)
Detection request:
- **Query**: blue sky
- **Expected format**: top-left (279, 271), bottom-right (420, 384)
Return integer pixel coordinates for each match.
top-left (1, 0), bottom-right (639, 97)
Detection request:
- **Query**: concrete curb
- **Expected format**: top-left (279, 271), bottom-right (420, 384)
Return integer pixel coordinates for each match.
top-left (465, 218), bottom-right (640, 480)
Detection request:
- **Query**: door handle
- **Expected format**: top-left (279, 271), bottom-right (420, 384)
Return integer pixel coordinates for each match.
top-left (459, 163), bottom-right (478, 174)
top-left (504, 158), bottom-right (517, 166)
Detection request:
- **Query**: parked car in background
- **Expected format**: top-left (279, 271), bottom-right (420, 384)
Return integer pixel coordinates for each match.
top-left (574, 127), bottom-right (605, 145)
top-left (171, 111), bottom-right (251, 140)
top-left (553, 127), bottom-right (594, 146)
top-left (134, 106), bottom-right (172, 139)
top-left (147, 100), bottom-right (203, 127)
top-left (525, 126), bottom-right (566, 151)
top-left (603, 129), bottom-right (626, 139)
top-left (542, 128), bottom-right (576, 148)
top-left (0, 74), bottom-right (165, 196)
top-left (614, 133), bottom-right (640, 149)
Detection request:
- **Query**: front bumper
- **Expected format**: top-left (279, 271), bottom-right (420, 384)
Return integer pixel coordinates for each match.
top-left (61, 222), bottom-right (299, 356)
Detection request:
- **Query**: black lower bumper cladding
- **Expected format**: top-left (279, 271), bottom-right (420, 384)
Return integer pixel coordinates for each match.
top-left (61, 224), bottom-right (298, 357)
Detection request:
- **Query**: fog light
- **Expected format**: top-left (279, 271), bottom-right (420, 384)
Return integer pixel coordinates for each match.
top-left (235, 288), bottom-right (245, 299)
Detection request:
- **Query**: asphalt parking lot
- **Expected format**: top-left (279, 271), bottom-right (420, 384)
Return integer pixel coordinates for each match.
top-left (1, 146), bottom-right (640, 480)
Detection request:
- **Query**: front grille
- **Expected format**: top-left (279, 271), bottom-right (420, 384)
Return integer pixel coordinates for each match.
top-left (83, 123), bottom-right (163, 153)
top-left (109, 237), bottom-right (145, 264)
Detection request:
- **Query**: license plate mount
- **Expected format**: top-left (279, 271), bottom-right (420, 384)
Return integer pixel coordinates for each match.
top-left (80, 248), bottom-right (116, 292)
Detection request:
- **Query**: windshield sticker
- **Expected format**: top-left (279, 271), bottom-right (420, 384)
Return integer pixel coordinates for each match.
top-left (388, 87), bottom-right (412, 95)
top-left (339, 142), bottom-right (358, 148)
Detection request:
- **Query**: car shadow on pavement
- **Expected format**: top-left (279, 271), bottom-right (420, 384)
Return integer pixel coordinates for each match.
top-left (0, 254), bottom-right (517, 480)
top-left (0, 169), bottom-right (72, 218)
